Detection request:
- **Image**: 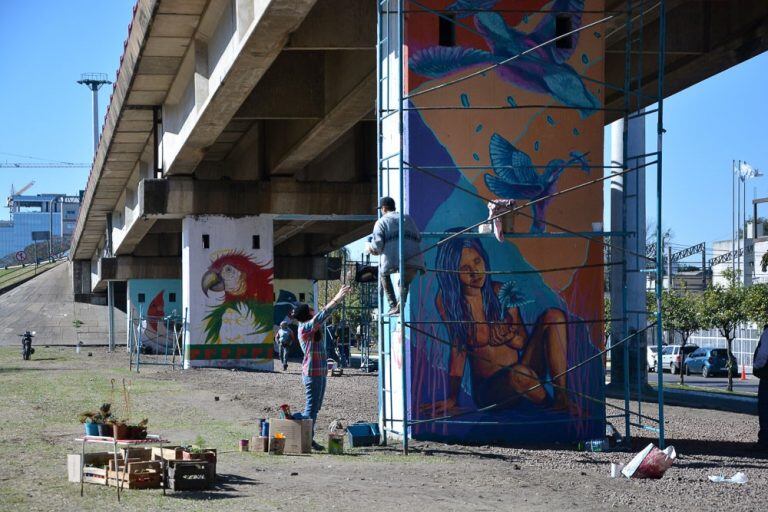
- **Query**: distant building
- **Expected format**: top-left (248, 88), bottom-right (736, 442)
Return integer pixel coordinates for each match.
top-left (0, 192), bottom-right (82, 259)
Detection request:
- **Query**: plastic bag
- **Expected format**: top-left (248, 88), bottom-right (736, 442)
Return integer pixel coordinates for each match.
top-left (621, 443), bottom-right (677, 479)
top-left (708, 472), bottom-right (748, 484)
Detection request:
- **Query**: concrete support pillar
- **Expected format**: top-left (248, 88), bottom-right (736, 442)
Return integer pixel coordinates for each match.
top-left (609, 113), bottom-right (648, 389)
top-left (182, 215), bottom-right (275, 369)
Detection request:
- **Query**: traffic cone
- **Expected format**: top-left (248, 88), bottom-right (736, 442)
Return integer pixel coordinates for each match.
top-left (741, 365), bottom-right (747, 381)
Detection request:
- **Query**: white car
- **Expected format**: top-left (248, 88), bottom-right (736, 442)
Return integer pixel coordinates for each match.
top-left (660, 344), bottom-right (699, 374)
top-left (647, 346), bottom-right (658, 372)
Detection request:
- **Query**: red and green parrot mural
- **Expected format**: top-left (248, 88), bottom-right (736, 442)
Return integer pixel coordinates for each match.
top-left (200, 250), bottom-right (274, 345)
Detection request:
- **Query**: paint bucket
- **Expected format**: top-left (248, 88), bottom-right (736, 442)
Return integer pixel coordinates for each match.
top-left (327, 433), bottom-right (344, 455)
top-left (239, 439), bottom-right (249, 452)
top-left (268, 437), bottom-right (285, 455)
top-left (84, 423), bottom-right (100, 436)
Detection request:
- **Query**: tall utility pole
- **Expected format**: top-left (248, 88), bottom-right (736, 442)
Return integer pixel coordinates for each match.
top-left (77, 73), bottom-right (111, 153)
top-left (78, 72), bottom-right (114, 350)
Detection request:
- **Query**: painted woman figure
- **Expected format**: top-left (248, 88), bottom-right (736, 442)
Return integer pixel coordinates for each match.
top-left (432, 234), bottom-right (571, 413)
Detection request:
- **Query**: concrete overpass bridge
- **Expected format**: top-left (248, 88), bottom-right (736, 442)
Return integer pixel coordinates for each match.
top-left (69, 0), bottom-right (768, 369)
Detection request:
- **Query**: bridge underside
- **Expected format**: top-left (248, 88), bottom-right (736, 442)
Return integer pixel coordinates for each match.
top-left (67, 0), bottom-right (767, 365)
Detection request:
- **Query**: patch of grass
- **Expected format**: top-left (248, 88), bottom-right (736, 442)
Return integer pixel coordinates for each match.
top-left (0, 261), bottom-right (59, 290)
top-left (661, 382), bottom-right (757, 397)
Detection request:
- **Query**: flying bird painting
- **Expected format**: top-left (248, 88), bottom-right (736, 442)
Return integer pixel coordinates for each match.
top-left (483, 133), bottom-right (589, 232)
top-left (410, 0), bottom-right (600, 117)
top-left (200, 251), bottom-right (273, 344)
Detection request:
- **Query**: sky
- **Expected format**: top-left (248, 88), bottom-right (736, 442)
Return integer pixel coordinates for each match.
top-left (0, 2), bottom-right (766, 257)
top-left (0, 0), bottom-right (135, 219)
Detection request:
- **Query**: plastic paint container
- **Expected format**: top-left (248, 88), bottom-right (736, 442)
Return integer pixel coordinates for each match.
top-left (239, 439), bottom-right (249, 452)
top-left (327, 433), bottom-right (344, 455)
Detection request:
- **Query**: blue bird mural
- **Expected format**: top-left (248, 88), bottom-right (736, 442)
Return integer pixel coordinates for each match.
top-left (446, 0), bottom-right (500, 18)
top-left (483, 133), bottom-right (589, 233)
top-left (410, 0), bottom-right (599, 117)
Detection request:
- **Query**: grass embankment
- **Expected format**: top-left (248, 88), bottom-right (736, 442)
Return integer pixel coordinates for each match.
top-left (0, 261), bottom-right (60, 292)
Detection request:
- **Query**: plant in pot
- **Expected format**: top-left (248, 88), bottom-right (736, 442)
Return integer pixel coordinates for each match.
top-left (110, 418), bottom-right (130, 440)
top-left (183, 435), bottom-right (216, 465)
top-left (78, 411), bottom-right (100, 436)
top-left (126, 418), bottom-right (149, 440)
top-left (96, 403), bottom-right (114, 437)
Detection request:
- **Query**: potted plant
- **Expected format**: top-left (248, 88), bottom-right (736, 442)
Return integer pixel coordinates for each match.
top-left (95, 403), bottom-right (114, 437)
top-left (78, 411), bottom-right (100, 436)
top-left (126, 418), bottom-right (148, 440)
top-left (183, 435), bottom-right (216, 465)
top-left (110, 418), bottom-right (130, 440)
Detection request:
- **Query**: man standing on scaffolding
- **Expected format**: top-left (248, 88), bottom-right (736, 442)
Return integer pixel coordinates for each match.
top-left (366, 196), bottom-right (425, 315)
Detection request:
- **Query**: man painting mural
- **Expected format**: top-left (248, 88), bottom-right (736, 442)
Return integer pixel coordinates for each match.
top-left (366, 197), bottom-right (425, 315)
top-left (292, 284), bottom-right (352, 450)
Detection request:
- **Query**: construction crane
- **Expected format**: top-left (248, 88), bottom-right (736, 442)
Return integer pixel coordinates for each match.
top-left (12, 181), bottom-right (35, 196)
top-left (6, 181), bottom-right (35, 209)
top-left (0, 162), bottom-right (89, 168)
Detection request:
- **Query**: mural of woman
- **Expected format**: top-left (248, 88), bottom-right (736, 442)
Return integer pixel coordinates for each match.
top-left (432, 233), bottom-right (571, 413)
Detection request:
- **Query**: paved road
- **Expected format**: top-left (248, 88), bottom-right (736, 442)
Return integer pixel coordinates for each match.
top-left (0, 263), bottom-right (125, 346)
top-left (650, 369), bottom-right (759, 394)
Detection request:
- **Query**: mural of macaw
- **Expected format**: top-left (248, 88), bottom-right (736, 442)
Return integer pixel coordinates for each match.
top-left (410, 0), bottom-right (600, 117)
top-left (483, 132), bottom-right (589, 232)
top-left (201, 251), bottom-right (273, 344)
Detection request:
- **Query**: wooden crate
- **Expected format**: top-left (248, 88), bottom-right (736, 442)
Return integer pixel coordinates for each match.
top-left (106, 461), bottom-right (163, 489)
top-left (166, 460), bottom-right (213, 491)
top-left (83, 466), bottom-right (109, 486)
top-left (67, 452), bottom-right (118, 483)
top-left (152, 446), bottom-right (184, 461)
top-left (120, 446), bottom-right (153, 462)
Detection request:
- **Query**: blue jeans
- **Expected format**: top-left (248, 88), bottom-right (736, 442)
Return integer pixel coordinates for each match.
top-left (279, 344), bottom-right (290, 367)
top-left (302, 375), bottom-right (327, 436)
top-left (759, 378), bottom-right (768, 446)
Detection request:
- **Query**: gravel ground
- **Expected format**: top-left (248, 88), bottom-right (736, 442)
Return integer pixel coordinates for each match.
top-left (1, 347), bottom-right (766, 512)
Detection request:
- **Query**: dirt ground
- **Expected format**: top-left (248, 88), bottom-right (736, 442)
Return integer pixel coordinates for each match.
top-left (0, 346), bottom-right (766, 512)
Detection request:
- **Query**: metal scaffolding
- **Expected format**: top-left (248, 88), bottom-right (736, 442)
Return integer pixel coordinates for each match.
top-left (376, 0), bottom-right (668, 454)
top-left (128, 308), bottom-right (187, 372)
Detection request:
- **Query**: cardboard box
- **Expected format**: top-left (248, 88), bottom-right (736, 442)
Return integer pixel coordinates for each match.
top-left (267, 418), bottom-right (312, 454)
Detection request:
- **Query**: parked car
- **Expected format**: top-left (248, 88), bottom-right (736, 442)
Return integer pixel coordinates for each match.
top-left (660, 344), bottom-right (699, 374)
top-left (647, 346), bottom-right (659, 372)
top-left (683, 347), bottom-right (739, 378)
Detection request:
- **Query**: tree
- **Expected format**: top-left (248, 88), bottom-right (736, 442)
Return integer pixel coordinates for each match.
top-left (699, 276), bottom-right (746, 391)
top-left (660, 289), bottom-right (702, 385)
top-left (745, 283), bottom-right (768, 330)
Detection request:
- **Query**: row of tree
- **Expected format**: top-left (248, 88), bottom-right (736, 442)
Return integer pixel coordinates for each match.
top-left (651, 270), bottom-right (768, 391)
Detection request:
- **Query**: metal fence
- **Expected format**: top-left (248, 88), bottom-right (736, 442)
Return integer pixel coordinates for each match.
top-left (689, 326), bottom-right (759, 373)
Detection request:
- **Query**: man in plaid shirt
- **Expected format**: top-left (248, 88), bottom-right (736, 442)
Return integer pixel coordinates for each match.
top-left (292, 284), bottom-right (352, 450)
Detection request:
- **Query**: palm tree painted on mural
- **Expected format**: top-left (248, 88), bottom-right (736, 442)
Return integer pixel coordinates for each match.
top-left (410, 0), bottom-right (600, 117)
top-left (483, 133), bottom-right (589, 233)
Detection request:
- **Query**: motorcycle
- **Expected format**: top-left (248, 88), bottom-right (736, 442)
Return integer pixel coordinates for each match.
top-left (19, 331), bottom-right (35, 360)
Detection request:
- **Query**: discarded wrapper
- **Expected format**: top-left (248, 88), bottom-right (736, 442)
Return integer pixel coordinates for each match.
top-left (621, 443), bottom-right (677, 479)
top-left (708, 472), bottom-right (748, 484)
top-left (610, 463), bottom-right (625, 478)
